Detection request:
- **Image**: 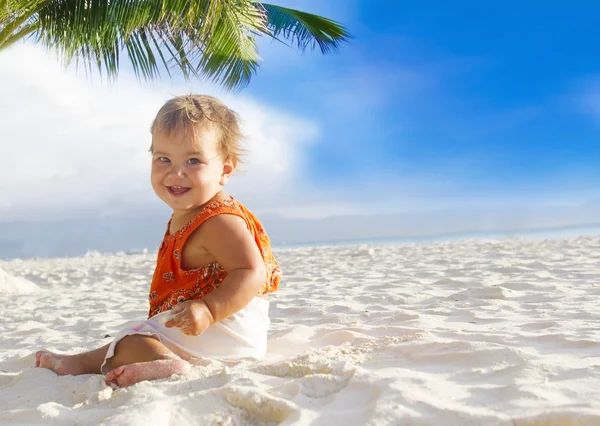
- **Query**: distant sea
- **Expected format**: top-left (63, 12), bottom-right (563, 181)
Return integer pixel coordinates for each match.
top-left (273, 224), bottom-right (600, 249)
top-left (3, 224), bottom-right (600, 261)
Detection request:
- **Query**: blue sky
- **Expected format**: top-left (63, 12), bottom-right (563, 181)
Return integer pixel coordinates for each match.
top-left (2, 1), bottom-right (600, 256)
top-left (1, 0), bottom-right (600, 224)
top-left (246, 0), bottom-right (600, 206)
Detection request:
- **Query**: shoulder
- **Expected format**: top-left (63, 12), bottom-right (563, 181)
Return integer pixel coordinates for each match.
top-left (199, 213), bottom-right (250, 238)
top-left (182, 212), bottom-right (252, 262)
top-left (184, 196), bottom-right (255, 244)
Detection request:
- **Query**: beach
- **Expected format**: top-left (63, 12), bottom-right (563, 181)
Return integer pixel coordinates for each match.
top-left (1, 235), bottom-right (600, 425)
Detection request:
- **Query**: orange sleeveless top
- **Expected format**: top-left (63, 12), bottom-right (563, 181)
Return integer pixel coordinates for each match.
top-left (148, 197), bottom-right (281, 318)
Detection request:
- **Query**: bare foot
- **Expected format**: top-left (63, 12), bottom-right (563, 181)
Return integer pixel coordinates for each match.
top-left (104, 359), bottom-right (191, 388)
top-left (35, 350), bottom-right (85, 376)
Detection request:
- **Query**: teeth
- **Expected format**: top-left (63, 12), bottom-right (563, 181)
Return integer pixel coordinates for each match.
top-left (168, 185), bottom-right (189, 194)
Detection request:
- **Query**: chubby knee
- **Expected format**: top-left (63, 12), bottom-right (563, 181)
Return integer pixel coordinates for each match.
top-left (116, 334), bottom-right (158, 349)
top-left (110, 334), bottom-right (177, 370)
top-left (113, 334), bottom-right (157, 356)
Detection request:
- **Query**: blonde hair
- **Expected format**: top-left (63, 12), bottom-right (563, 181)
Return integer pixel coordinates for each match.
top-left (150, 95), bottom-right (244, 164)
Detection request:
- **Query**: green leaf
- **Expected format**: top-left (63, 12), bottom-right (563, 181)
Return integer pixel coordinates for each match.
top-left (260, 3), bottom-right (351, 54)
top-left (0, 0), bottom-right (351, 89)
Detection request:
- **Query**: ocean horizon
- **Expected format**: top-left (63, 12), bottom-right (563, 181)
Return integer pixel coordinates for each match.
top-left (274, 223), bottom-right (600, 250)
top-left (3, 223), bottom-right (599, 262)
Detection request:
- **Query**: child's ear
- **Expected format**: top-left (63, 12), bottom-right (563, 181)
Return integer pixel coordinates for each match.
top-left (219, 157), bottom-right (236, 185)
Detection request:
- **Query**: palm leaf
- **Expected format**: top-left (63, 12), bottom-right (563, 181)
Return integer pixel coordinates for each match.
top-left (260, 3), bottom-right (351, 54)
top-left (193, 0), bottom-right (265, 89)
top-left (0, 19), bottom-right (36, 48)
top-left (0, 0), bottom-right (45, 47)
top-left (28, 0), bottom-right (266, 87)
top-left (0, 0), bottom-right (350, 89)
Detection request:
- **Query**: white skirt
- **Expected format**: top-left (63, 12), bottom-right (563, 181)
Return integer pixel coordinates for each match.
top-left (101, 297), bottom-right (270, 374)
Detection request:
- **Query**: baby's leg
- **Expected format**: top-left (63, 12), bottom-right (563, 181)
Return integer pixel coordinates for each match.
top-left (105, 359), bottom-right (191, 388)
top-left (104, 335), bottom-right (190, 388)
top-left (36, 344), bottom-right (110, 376)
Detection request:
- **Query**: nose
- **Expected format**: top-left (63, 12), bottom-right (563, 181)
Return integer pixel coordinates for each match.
top-left (168, 164), bottom-right (185, 179)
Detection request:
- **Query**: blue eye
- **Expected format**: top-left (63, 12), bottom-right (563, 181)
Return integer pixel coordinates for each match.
top-left (157, 157), bottom-right (170, 163)
top-left (187, 158), bottom-right (202, 165)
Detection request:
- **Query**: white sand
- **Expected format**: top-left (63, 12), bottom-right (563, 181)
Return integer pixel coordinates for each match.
top-left (1, 236), bottom-right (600, 425)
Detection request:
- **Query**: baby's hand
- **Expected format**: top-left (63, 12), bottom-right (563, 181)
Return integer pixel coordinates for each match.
top-left (164, 300), bottom-right (214, 336)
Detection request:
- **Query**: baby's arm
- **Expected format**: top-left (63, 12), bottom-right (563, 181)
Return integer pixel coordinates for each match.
top-left (200, 214), bottom-right (266, 321)
top-left (165, 214), bottom-right (266, 335)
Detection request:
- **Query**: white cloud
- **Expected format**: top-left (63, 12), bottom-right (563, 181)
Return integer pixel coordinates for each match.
top-left (0, 44), bottom-right (319, 220)
top-left (0, 44), bottom-right (486, 224)
top-left (1, 44), bottom-right (595, 227)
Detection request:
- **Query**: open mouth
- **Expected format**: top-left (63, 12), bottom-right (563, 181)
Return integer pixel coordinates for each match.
top-left (167, 186), bottom-right (191, 196)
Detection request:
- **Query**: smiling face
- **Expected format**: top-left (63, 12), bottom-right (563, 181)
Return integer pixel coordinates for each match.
top-left (150, 125), bottom-right (235, 215)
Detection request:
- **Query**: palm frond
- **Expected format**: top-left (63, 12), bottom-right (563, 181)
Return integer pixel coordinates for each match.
top-left (260, 3), bottom-right (351, 54)
top-left (0, 17), bottom-right (36, 48)
top-left (27, 0), bottom-right (266, 88)
top-left (193, 0), bottom-right (265, 89)
top-left (0, 0), bottom-right (351, 89)
top-left (0, 0), bottom-right (45, 46)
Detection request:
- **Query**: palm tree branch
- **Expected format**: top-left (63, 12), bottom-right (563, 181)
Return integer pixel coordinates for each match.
top-left (1, 0), bottom-right (350, 89)
top-left (259, 3), bottom-right (351, 54)
top-left (0, 19), bottom-right (36, 48)
top-left (0, 0), bottom-right (45, 47)
top-left (194, 0), bottom-right (264, 89)
top-left (147, 30), bottom-right (172, 79)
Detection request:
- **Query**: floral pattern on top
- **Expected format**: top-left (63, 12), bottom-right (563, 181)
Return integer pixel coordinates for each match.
top-left (148, 196), bottom-right (281, 318)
